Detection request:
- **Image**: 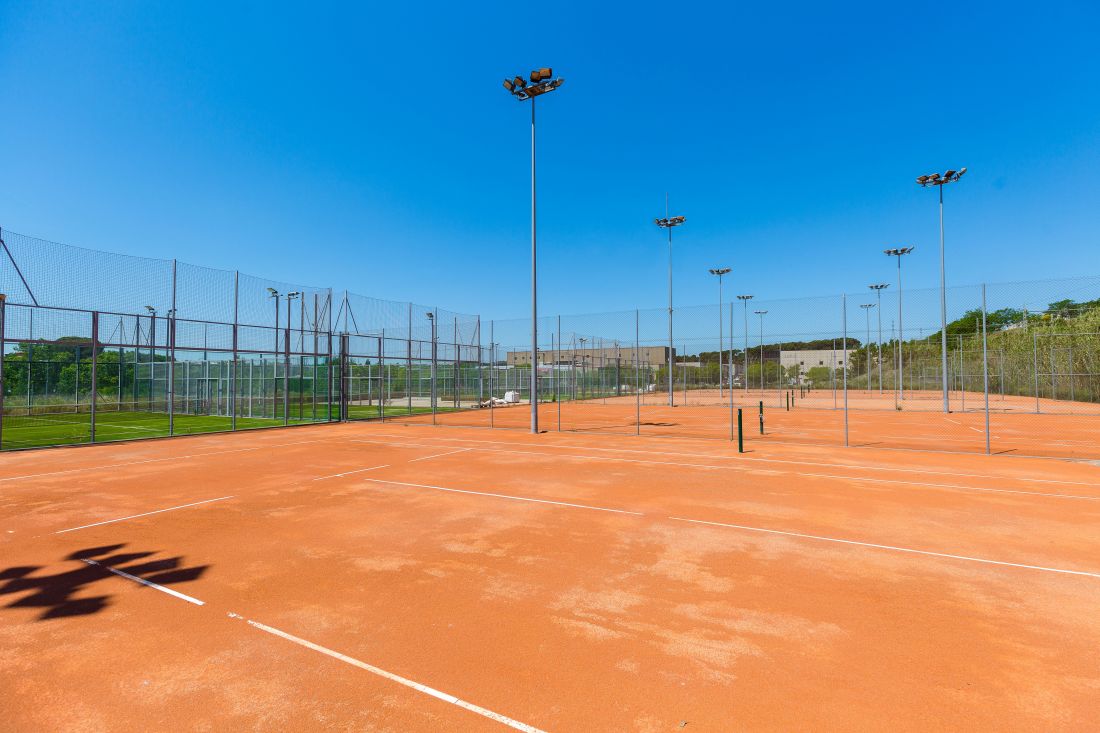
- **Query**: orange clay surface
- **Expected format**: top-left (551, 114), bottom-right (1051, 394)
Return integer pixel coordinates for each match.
top-left (421, 391), bottom-right (1100, 460)
top-left (1, 418), bottom-right (1099, 731)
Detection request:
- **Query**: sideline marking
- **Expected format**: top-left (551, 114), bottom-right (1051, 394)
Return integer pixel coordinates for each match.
top-left (82, 559), bottom-right (206, 605)
top-left (312, 464), bottom-right (390, 481)
top-left (236, 615), bottom-right (546, 733)
top-left (668, 517), bottom-right (1100, 579)
top-left (352, 439), bottom-right (1098, 502)
top-left (55, 496), bottom-right (236, 534)
top-left (360, 478), bottom-right (643, 516)
top-left (408, 448), bottom-right (471, 463)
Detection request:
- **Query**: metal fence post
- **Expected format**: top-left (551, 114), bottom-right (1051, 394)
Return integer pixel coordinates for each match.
top-left (489, 320), bottom-right (495, 428)
top-left (231, 270), bottom-right (238, 430)
top-left (90, 311), bottom-right (98, 442)
top-left (635, 310), bottom-right (640, 435)
top-left (169, 259), bottom-right (176, 435)
top-left (982, 284), bottom-right (991, 454)
top-left (0, 295), bottom-right (5, 449)
top-left (557, 315), bottom-right (562, 431)
top-left (842, 295), bottom-right (849, 447)
top-left (379, 333), bottom-right (385, 422)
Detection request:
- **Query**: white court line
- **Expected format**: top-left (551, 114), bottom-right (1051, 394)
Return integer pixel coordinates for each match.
top-left (312, 464), bottom-right (390, 481)
top-left (0, 437), bottom-right (331, 483)
top-left (55, 496), bottom-right (236, 534)
top-left (351, 438), bottom-right (1098, 502)
top-left (946, 417), bottom-right (987, 435)
top-left (234, 615), bottom-right (545, 732)
top-left (82, 559), bottom-right (206, 604)
top-left (360, 478), bottom-right (644, 516)
top-left (668, 517), bottom-right (1100, 579)
top-left (407, 448), bottom-right (471, 463)
top-left (355, 432), bottom-right (1100, 488)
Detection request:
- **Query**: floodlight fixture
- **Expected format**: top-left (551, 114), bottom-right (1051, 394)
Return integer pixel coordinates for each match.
top-left (267, 287), bottom-right (279, 296)
top-left (144, 305), bottom-right (155, 314)
top-left (504, 68), bottom-right (562, 101)
top-left (708, 267), bottom-right (731, 276)
top-left (884, 246), bottom-right (915, 257)
top-left (869, 283), bottom-right (889, 291)
top-left (736, 294), bottom-right (754, 300)
top-left (754, 310), bottom-right (768, 315)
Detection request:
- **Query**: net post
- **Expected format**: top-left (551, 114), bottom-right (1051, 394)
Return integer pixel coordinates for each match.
top-left (737, 408), bottom-right (743, 453)
top-left (758, 400), bottom-right (764, 434)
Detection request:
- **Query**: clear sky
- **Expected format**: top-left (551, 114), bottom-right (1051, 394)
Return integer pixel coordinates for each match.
top-left (1, 1), bottom-right (1097, 323)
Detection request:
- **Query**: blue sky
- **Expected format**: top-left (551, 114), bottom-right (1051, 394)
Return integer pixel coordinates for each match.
top-left (1, 1), bottom-right (1097, 323)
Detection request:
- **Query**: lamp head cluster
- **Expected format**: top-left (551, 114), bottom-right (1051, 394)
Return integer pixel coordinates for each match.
top-left (736, 294), bottom-right (754, 301)
top-left (869, 283), bottom-right (890, 291)
top-left (754, 310), bottom-right (768, 316)
top-left (916, 168), bottom-right (966, 187)
top-left (655, 215), bottom-right (686, 228)
top-left (287, 291), bottom-right (302, 299)
top-left (144, 305), bottom-right (156, 314)
top-left (267, 287), bottom-right (279, 297)
top-left (708, 267), bottom-right (731, 276)
top-left (503, 68), bottom-right (564, 100)
top-left (860, 303), bottom-right (876, 309)
top-left (884, 246), bottom-right (915, 257)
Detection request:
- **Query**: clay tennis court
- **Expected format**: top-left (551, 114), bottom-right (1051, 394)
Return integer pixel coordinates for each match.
top-left (2, 415), bottom-right (1099, 731)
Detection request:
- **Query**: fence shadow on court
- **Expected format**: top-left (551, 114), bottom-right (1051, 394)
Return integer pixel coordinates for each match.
top-left (0, 543), bottom-right (208, 621)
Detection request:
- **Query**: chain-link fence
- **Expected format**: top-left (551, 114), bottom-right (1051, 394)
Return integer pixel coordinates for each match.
top-left (4, 226), bottom-right (1099, 459)
top-left (0, 228), bottom-right (480, 449)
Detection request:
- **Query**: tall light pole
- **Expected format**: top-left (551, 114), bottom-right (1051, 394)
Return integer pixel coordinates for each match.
top-left (869, 284), bottom-right (889, 395)
top-left (578, 337), bottom-right (588, 399)
top-left (267, 288), bottom-right (281, 354)
top-left (655, 209), bottom-right (686, 407)
top-left (737, 295), bottom-right (754, 391)
top-left (884, 247), bottom-right (914, 400)
top-left (425, 312), bottom-right (436, 415)
top-left (860, 304), bottom-right (875, 390)
top-left (754, 310), bottom-right (768, 392)
top-left (709, 268), bottom-right (731, 398)
top-left (503, 67), bottom-right (564, 433)
top-left (285, 292), bottom-right (301, 424)
top-left (917, 167), bottom-right (966, 413)
top-left (144, 305), bottom-right (156, 409)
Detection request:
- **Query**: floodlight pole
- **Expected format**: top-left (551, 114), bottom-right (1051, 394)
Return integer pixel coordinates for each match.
top-left (861, 304), bottom-right (874, 389)
top-left (709, 268), bottom-right (730, 398)
top-left (738, 295), bottom-right (754, 392)
top-left (884, 248), bottom-right (913, 400)
top-left (755, 311), bottom-right (768, 392)
top-left (655, 208), bottom-right (685, 407)
top-left (917, 168), bottom-right (966, 413)
top-left (870, 284), bottom-right (888, 395)
top-left (502, 67), bottom-right (564, 433)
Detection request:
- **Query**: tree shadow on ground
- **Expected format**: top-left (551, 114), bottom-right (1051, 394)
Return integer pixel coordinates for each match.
top-left (0, 544), bottom-right (209, 620)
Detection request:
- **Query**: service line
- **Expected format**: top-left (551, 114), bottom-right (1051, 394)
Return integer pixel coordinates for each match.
top-left (312, 465), bottom-right (390, 481)
top-left (55, 496), bottom-right (236, 534)
top-left (407, 448), bottom-right (471, 463)
top-left (668, 517), bottom-right (1100, 579)
top-left (359, 478), bottom-right (644, 516)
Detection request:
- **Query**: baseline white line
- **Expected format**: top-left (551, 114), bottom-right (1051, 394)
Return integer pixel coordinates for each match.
top-left (55, 496), bottom-right (236, 534)
top-left (360, 478), bottom-right (643, 516)
top-left (407, 448), bottom-right (471, 463)
top-left (354, 432), bottom-right (1099, 487)
top-left (351, 439), bottom-right (1098, 501)
top-left (0, 437), bottom-right (331, 483)
top-left (312, 464), bottom-right (390, 481)
top-left (234, 616), bottom-right (545, 732)
top-left (82, 559), bottom-right (206, 604)
top-left (668, 517), bottom-right (1100, 579)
